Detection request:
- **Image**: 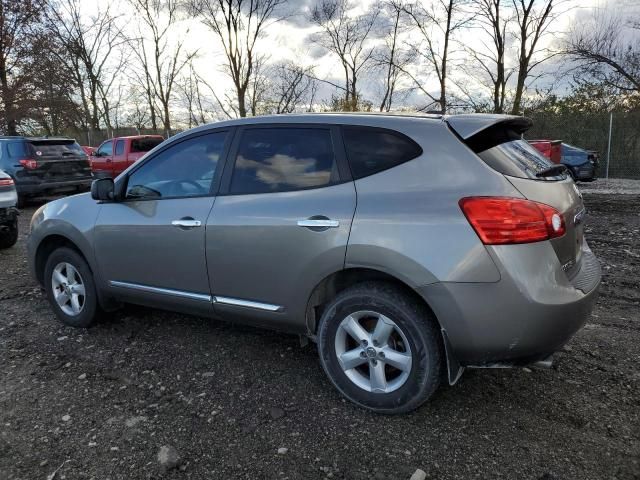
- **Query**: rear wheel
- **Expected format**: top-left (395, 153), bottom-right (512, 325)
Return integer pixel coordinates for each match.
top-left (317, 282), bottom-right (443, 414)
top-left (44, 247), bottom-right (100, 327)
top-left (0, 218), bottom-right (18, 249)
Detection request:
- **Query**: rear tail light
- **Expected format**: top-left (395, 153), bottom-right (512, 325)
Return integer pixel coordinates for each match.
top-left (19, 159), bottom-right (38, 169)
top-left (459, 197), bottom-right (566, 245)
top-left (0, 178), bottom-right (14, 187)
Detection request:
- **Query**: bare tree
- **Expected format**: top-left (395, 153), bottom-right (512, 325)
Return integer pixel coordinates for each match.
top-left (510, 0), bottom-right (561, 114)
top-left (565, 10), bottom-right (640, 94)
top-left (178, 60), bottom-right (211, 128)
top-left (310, 0), bottom-right (379, 111)
top-left (374, 0), bottom-right (411, 112)
top-left (463, 0), bottom-right (512, 113)
top-left (403, 0), bottom-right (473, 113)
top-left (190, 0), bottom-right (287, 118)
top-left (46, 0), bottom-right (127, 136)
top-left (128, 0), bottom-right (196, 135)
top-left (269, 61), bottom-right (317, 113)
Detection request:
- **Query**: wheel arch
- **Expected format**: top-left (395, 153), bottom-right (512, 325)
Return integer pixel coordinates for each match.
top-left (305, 267), bottom-right (463, 385)
top-left (34, 234), bottom-right (91, 286)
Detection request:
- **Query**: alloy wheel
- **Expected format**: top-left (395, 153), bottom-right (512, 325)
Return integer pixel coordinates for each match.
top-left (334, 310), bottom-right (413, 393)
top-left (51, 262), bottom-right (86, 317)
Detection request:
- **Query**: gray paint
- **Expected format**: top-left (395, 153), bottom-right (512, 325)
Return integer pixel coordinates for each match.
top-left (28, 113), bottom-right (601, 369)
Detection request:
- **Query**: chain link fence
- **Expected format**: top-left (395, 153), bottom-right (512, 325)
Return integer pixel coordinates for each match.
top-left (526, 111), bottom-right (640, 179)
top-left (68, 127), bottom-right (182, 148)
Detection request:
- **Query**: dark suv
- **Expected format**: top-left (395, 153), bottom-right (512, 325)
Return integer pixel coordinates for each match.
top-left (0, 137), bottom-right (92, 206)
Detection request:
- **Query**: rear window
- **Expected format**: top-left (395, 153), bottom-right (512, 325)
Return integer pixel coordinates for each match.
top-left (28, 140), bottom-right (84, 158)
top-left (131, 137), bottom-right (164, 153)
top-left (478, 139), bottom-right (566, 181)
top-left (342, 126), bottom-right (422, 179)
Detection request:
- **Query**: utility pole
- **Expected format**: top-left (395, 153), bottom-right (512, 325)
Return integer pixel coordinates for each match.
top-left (605, 112), bottom-right (613, 181)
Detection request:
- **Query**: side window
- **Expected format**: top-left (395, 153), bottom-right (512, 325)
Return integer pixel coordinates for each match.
top-left (125, 131), bottom-right (227, 200)
top-left (98, 141), bottom-right (113, 156)
top-left (342, 127), bottom-right (422, 179)
top-left (115, 140), bottom-right (125, 156)
top-left (229, 128), bottom-right (337, 194)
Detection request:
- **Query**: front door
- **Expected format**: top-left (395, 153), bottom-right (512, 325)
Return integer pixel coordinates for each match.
top-left (94, 130), bottom-right (231, 316)
top-left (206, 125), bottom-right (356, 331)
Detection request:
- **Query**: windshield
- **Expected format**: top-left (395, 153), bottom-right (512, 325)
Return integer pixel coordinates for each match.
top-left (478, 139), bottom-right (567, 181)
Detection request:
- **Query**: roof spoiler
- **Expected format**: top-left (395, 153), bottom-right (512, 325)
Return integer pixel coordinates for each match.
top-left (445, 114), bottom-right (533, 153)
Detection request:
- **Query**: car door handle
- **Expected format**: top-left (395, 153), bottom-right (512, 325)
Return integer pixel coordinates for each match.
top-left (297, 218), bottom-right (340, 228)
top-left (171, 218), bottom-right (202, 228)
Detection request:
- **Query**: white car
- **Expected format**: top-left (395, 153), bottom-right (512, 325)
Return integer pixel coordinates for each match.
top-left (0, 169), bottom-right (18, 249)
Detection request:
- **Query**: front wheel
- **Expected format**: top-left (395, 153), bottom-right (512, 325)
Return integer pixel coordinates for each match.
top-left (44, 247), bottom-right (100, 328)
top-left (317, 282), bottom-right (443, 414)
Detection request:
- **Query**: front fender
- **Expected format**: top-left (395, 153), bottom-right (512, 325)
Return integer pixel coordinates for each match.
top-left (28, 194), bottom-right (102, 286)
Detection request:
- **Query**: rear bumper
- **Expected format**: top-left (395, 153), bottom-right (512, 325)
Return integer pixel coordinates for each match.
top-left (16, 178), bottom-right (92, 196)
top-left (569, 164), bottom-right (596, 181)
top-left (419, 240), bottom-right (601, 366)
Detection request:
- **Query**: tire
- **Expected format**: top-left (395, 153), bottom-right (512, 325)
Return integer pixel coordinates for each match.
top-left (16, 194), bottom-right (26, 209)
top-left (44, 247), bottom-right (100, 328)
top-left (317, 282), bottom-right (443, 414)
top-left (0, 219), bottom-right (18, 249)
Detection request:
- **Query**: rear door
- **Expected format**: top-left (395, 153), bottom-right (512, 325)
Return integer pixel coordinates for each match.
top-left (112, 139), bottom-right (127, 175)
top-left (206, 124), bottom-right (356, 331)
top-left (27, 139), bottom-right (91, 183)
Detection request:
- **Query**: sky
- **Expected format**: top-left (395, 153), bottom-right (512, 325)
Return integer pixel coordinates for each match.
top-left (79, 0), bottom-right (626, 118)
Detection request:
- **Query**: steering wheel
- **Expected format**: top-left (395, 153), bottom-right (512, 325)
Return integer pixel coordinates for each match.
top-left (168, 179), bottom-right (208, 196)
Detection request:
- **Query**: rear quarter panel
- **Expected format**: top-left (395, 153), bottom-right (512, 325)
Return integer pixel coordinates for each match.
top-left (346, 120), bottom-right (525, 286)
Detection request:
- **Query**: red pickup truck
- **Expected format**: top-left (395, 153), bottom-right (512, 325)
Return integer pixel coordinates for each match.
top-left (90, 135), bottom-right (164, 178)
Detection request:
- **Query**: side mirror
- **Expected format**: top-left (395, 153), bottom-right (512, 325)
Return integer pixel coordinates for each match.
top-left (91, 178), bottom-right (114, 201)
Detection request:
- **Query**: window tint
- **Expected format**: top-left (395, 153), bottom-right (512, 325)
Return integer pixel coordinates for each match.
top-left (28, 141), bottom-right (84, 157)
top-left (478, 140), bottom-right (566, 181)
top-left (98, 141), bottom-right (113, 156)
top-left (126, 132), bottom-right (227, 200)
top-left (229, 128), bottom-right (337, 194)
top-left (342, 127), bottom-right (422, 179)
top-left (115, 140), bottom-right (124, 156)
top-left (131, 137), bottom-right (164, 153)
top-left (8, 142), bottom-right (28, 157)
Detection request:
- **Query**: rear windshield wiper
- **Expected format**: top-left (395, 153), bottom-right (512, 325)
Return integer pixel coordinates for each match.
top-left (536, 164), bottom-right (567, 178)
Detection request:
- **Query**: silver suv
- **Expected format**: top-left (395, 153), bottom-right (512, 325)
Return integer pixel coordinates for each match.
top-left (27, 114), bottom-right (601, 413)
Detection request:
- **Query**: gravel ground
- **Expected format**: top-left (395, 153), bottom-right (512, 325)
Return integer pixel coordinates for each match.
top-left (578, 178), bottom-right (640, 195)
top-left (1, 194), bottom-right (639, 480)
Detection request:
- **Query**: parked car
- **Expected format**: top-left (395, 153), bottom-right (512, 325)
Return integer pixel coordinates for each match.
top-left (529, 139), bottom-right (598, 182)
top-left (0, 169), bottom-right (18, 249)
top-left (27, 113), bottom-right (601, 413)
top-left (81, 145), bottom-right (96, 156)
top-left (0, 136), bottom-right (92, 207)
top-left (529, 139), bottom-right (562, 164)
top-left (91, 135), bottom-right (165, 178)
top-left (560, 143), bottom-right (598, 182)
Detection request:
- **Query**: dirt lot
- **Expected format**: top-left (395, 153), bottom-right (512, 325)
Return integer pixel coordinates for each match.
top-left (1, 193), bottom-right (638, 480)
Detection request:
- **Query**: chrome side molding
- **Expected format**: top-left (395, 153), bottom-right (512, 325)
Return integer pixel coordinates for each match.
top-left (109, 280), bottom-right (212, 302)
top-left (108, 281), bottom-right (283, 312)
top-left (213, 296), bottom-right (283, 312)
